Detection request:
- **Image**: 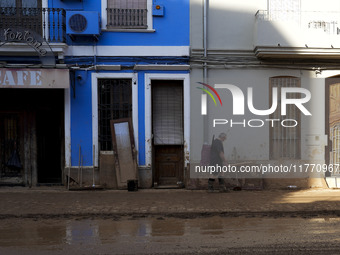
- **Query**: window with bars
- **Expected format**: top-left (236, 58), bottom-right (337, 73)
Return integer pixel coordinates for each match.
top-left (107, 0), bottom-right (148, 29)
top-left (98, 79), bottom-right (132, 151)
top-left (269, 77), bottom-right (301, 159)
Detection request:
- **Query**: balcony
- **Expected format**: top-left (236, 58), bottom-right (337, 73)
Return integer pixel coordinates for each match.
top-left (0, 7), bottom-right (67, 58)
top-left (254, 10), bottom-right (340, 59)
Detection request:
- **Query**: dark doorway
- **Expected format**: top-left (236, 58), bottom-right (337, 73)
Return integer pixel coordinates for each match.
top-left (36, 107), bottom-right (63, 184)
top-left (35, 90), bottom-right (64, 184)
top-left (0, 113), bottom-right (23, 182)
top-left (0, 89), bottom-right (64, 185)
top-left (152, 80), bottom-right (184, 187)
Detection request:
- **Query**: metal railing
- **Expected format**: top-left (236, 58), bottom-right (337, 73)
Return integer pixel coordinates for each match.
top-left (0, 7), bottom-right (66, 43)
top-left (107, 8), bottom-right (147, 29)
top-left (255, 10), bottom-right (340, 35)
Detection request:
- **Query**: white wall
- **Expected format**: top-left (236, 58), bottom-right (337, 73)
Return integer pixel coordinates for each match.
top-left (191, 0), bottom-right (266, 50)
top-left (190, 68), bottom-right (334, 163)
top-left (191, 0), bottom-right (340, 51)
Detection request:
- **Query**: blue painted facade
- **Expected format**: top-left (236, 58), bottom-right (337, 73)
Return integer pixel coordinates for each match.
top-left (49, 0), bottom-right (189, 46)
top-left (47, 0), bottom-right (190, 186)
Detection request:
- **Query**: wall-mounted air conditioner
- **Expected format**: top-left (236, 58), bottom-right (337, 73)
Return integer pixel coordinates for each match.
top-left (66, 11), bottom-right (100, 36)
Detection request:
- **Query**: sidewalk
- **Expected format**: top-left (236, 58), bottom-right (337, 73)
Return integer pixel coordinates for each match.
top-left (1, 187), bottom-right (340, 218)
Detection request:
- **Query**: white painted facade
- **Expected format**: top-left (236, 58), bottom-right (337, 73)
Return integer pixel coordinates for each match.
top-left (65, 46), bottom-right (190, 57)
top-left (190, 0), bottom-right (340, 188)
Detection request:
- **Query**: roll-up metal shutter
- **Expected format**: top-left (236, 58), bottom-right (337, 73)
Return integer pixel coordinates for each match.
top-left (152, 81), bottom-right (184, 145)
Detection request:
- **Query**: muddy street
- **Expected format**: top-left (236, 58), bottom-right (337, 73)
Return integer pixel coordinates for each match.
top-left (1, 215), bottom-right (340, 254)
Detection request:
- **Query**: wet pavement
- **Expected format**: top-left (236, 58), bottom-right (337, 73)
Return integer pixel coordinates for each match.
top-left (1, 216), bottom-right (340, 254)
top-left (1, 187), bottom-right (340, 218)
top-left (2, 187), bottom-right (340, 254)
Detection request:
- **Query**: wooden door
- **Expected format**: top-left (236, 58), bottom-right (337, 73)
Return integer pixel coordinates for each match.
top-left (152, 81), bottom-right (184, 187)
top-left (0, 113), bottom-right (23, 181)
top-left (326, 78), bottom-right (340, 176)
top-left (154, 146), bottom-right (183, 186)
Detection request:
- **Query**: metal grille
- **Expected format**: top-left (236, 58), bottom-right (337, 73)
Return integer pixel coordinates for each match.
top-left (330, 125), bottom-right (340, 175)
top-left (107, 0), bottom-right (147, 29)
top-left (68, 13), bottom-right (87, 33)
top-left (98, 79), bottom-right (132, 151)
top-left (270, 77), bottom-right (301, 159)
top-left (0, 114), bottom-right (21, 177)
top-left (0, 7), bottom-right (66, 43)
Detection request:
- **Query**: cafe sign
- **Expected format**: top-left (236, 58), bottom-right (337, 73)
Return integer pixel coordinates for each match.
top-left (0, 68), bottom-right (69, 89)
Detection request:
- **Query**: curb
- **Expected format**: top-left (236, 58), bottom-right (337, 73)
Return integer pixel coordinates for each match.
top-left (1, 210), bottom-right (340, 220)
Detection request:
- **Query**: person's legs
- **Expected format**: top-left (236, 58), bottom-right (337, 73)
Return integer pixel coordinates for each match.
top-left (208, 178), bottom-right (215, 191)
top-left (218, 178), bottom-right (228, 192)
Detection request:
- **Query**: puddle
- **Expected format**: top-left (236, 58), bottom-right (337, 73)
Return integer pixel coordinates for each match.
top-left (1, 216), bottom-right (340, 249)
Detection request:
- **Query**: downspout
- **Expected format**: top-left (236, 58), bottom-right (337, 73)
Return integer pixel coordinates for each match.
top-left (203, 0), bottom-right (209, 143)
top-left (203, 0), bottom-right (208, 60)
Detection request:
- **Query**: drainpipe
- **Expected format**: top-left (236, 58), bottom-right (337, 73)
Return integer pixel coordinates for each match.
top-left (203, 0), bottom-right (209, 143)
top-left (203, 0), bottom-right (208, 60)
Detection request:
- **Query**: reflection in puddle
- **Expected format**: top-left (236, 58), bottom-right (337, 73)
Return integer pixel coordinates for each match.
top-left (66, 220), bottom-right (100, 245)
top-left (0, 221), bottom-right (65, 247)
top-left (1, 216), bottom-right (340, 247)
top-left (151, 218), bottom-right (185, 236)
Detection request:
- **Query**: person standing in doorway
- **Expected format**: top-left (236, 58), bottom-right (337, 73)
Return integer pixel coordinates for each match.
top-left (208, 132), bottom-right (228, 192)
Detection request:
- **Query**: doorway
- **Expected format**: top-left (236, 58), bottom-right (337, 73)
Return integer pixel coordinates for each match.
top-left (326, 77), bottom-right (340, 176)
top-left (152, 80), bottom-right (184, 187)
top-left (0, 89), bottom-right (64, 185)
top-left (0, 113), bottom-right (23, 183)
top-left (36, 107), bottom-right (63, 184)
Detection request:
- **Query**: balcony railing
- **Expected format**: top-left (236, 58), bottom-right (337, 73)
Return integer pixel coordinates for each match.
top-left (255, 10), bottom-right (340, 35)
top-left (107, 8), bottom-right (147, 29)
top-left (0, 7), bottom-right (66, 43)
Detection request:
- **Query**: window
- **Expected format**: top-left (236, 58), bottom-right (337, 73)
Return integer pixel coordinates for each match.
top-left (98, 79), bottom-right (132, 151)
top-left (269, 77), bottom-right (301, 159)
top-left (106, 0), bottom-right (148, 29)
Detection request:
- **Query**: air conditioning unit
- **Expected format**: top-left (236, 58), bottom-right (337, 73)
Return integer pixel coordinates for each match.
top-left (66, 11), bottom-right (100, 36)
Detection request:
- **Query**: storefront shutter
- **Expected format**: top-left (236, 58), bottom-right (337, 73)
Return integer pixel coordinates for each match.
top-left (152, 82), bottom-right (184, 145)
